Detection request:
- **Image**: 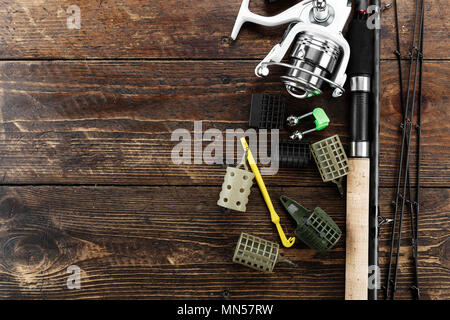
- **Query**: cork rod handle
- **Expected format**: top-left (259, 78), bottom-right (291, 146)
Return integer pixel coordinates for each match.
top-left (345, 158), bottom-right (370, 300)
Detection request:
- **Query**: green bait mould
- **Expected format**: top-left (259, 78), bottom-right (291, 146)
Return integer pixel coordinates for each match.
top-left (310, 135), bottom-right (350, 195)
top-left (233, 233), bottom-right (296, 273)
top-left (280, 195), bottom-right (342, 254)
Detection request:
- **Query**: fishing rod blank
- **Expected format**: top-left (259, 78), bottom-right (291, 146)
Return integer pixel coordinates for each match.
top-left (385, 0), bottom-right (425, 300)
top-left (369, 0), bottom-right (381, 300)
top-left (345, 0), bottom-right (372, 300)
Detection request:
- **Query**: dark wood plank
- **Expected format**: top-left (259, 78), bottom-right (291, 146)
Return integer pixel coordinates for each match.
top-left (0, 186), bottom-right (447, 299)
top-left (0, 0), bottom-right (447, 59)
top-left (378, 188), bottom-right (450, 300)
top-left (0, 60), bottom-right (448, 186)
top-left (0, 0), bottom-right (446, 302)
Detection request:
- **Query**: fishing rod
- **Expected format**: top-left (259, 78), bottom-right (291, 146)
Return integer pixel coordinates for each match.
top-left (384, 0), bottom-right (425, 300)
top-left (391, 0), bottom-right (421, 300)
top-left (400, 0), bottom-right (424, 300)
top-left (385, 0), bottom-right (417, 299)
top-left (393, 0), bottom-right (404, 110)
top-left (369, 0), bottom-right (381, 300)
top-left (393, 1), bottom-right (417, 279)
top-left (412, 7), bottom-right (424, 298)
top-left (345, 0), bottom-right (372, 300)
top-left (406, 0), bottom-right (424, 299)
top-left (386, 0), bottom-right (424, 300)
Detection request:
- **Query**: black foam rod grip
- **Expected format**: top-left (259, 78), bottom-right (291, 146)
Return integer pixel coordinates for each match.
top-left (347, 14), bottom-right (374, 77)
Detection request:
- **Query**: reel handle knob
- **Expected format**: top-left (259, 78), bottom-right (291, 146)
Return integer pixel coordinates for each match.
top-left (313, 0), bottom-right (330, 22)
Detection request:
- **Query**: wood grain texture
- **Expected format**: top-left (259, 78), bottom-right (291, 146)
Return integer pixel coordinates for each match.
top-left (0, 0), bottom-right (447, 59)
top-left (0, 0), bottom-right (448, 301)
top-left (0, 186), bottom-right (448, 299)
top-left (0, 60), bottom-right (447, 186)
top-left (378, 188), bottom-right (450, 300)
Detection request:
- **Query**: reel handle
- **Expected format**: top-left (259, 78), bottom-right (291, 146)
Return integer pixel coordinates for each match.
top-left (231, 0), bottom-right (308, 40)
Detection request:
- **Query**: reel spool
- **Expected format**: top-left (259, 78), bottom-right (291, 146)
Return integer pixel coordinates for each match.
top-left (282, 31), bottom-right (343, 99)
top-left (231, 0), bottom-right (351, 99)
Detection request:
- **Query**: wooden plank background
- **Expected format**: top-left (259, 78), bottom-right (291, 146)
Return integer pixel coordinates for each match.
top-left (0, 0), bottom-right (448, 299)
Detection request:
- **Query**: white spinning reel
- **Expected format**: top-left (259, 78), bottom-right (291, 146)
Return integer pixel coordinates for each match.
top-left (231, 0), bottom-right (352, 99)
